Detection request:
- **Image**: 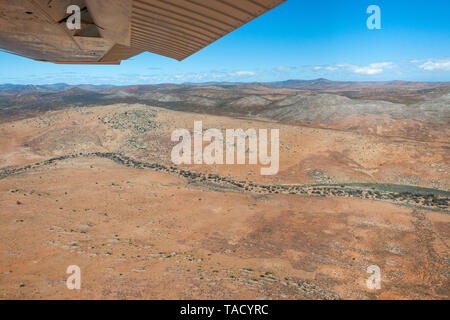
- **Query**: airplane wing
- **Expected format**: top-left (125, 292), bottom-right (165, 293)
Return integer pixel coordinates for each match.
top-left (0, 0), bottom-right (285, 64)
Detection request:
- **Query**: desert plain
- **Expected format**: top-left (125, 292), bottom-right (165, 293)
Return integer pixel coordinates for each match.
top-left (0, 80), bottom-right (448, 299)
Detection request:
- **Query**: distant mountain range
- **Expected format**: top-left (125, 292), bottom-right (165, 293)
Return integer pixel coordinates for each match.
top-left (1, 78), bottom-right (448, 94)
top-left (0, 79), bottom-right (448, 141)
top-left (0, 83), bottom-right (117, 94)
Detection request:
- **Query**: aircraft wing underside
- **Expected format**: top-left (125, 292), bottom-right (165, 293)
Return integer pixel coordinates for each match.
top-left (0, 0), bottom-right (285, 64)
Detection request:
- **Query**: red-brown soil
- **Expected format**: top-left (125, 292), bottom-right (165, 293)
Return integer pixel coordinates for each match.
top-left (0, 104), bottom-right (448, 299)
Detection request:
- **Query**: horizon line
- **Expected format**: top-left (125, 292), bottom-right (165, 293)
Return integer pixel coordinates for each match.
top-left (1, 78), bottom-right (449, 87)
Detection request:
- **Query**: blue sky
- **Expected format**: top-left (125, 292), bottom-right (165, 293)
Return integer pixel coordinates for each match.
top-left (1, 0), bottom-right (449, 85)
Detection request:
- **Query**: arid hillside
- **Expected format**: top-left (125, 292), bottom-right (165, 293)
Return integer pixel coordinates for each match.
top-left (0, 81), bottom-right (448, 299)
top-left (1, 80), bottom-right (448, 142)
top-left (1, 104), bottom-right (448, 189)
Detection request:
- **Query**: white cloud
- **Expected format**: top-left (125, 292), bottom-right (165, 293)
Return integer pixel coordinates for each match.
top-left (311, 62), bottom-right (396, 75)
top-left (346, 62), bottom-right (396, 75)
top-left (417, 59), bottom-right (450, 71)
top-left (311, 65), bottom-right (338, 71)
top-left (159, 70), bottom-right (260, 83)
top-left (325, 66), bottom-right (338, 71)
top-left (231, 70), bottom-right (258, 77)
top-left (174, 72), bottom-right (209, 81)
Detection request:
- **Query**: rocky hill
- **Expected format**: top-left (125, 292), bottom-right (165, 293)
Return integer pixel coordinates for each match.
top-left (0, 80), bottom-right (448, 141)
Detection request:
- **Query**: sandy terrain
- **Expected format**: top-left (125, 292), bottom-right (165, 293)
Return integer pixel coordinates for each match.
top-left (0, 104), bottom-right (448, 299)
top-left (0, 104), bottom-right (448, 189)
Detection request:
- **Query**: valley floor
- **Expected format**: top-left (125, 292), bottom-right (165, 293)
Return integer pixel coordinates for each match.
top-left (0, 104), bottom-right (448, 299)
top-left (0, 157), bottom-right (449, 299)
